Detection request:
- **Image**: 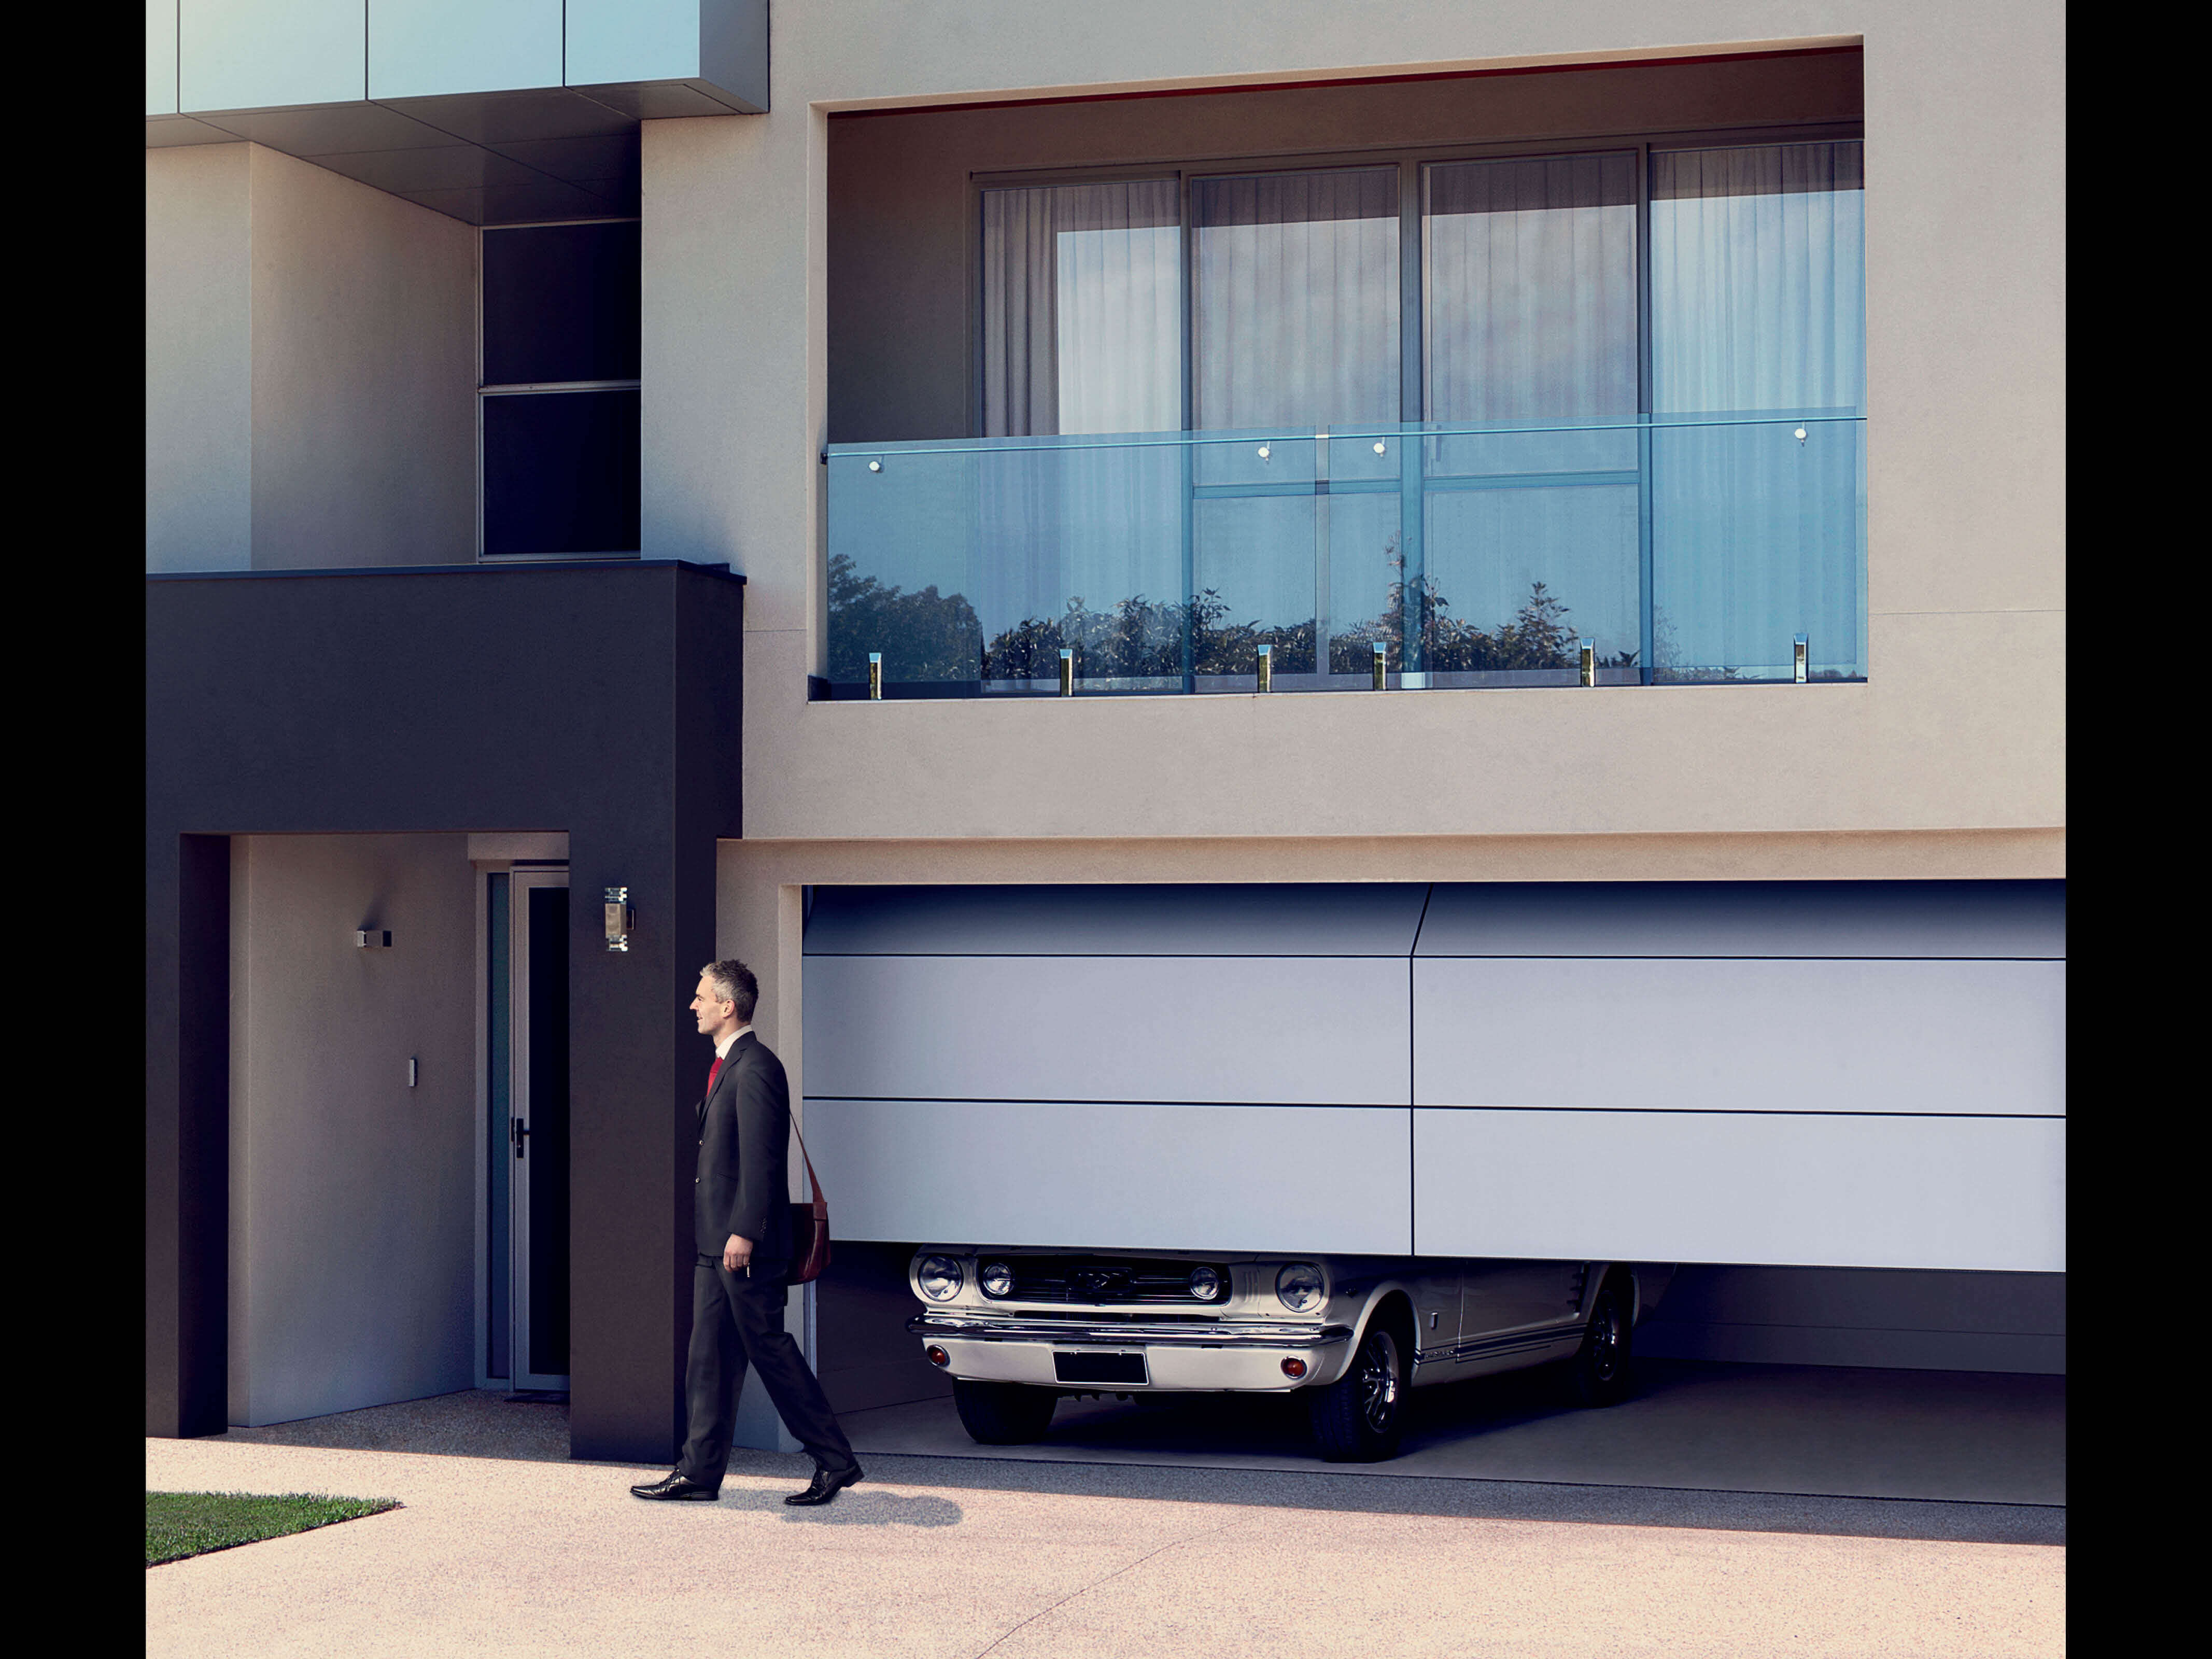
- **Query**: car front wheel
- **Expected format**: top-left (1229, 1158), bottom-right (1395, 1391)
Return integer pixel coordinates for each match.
top-left (1563, 1277), bottom-right (1635, 1408)
top-left (951, 1378), bottom-right (1058, 1444)
top-left (1307, 1324), bottom-right (1406, 1462)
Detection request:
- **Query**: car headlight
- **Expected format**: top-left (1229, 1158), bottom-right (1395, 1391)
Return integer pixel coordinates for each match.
top-left (918, 1255), bottom-right (964, 1301)
top-left (980, 1260), bottom-right (1015, 1299)
top-left (1275, 1262), bottom-right (1324, 1313)
top-left (1188, 1265), bottom-right (1223, 1302)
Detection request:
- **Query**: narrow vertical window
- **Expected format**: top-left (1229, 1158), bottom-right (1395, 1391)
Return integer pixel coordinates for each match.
top-left (480, 221), bottom-right (642, 558)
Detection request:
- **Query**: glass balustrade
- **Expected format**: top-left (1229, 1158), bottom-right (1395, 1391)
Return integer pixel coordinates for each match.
top-left (820, 412), bottom-right (1865, 697)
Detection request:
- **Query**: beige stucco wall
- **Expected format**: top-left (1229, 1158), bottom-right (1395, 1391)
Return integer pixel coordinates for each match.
top-left (246, 146), bottom-right (478, 569)
top-left (228, 834), bottom-right (477, 1427)
top-left (147, 144), bottom-right (251, 573)
top-left (643, 2), bottom-right (2063, 860)
top-left (145, 143), bottom-right (477, 573)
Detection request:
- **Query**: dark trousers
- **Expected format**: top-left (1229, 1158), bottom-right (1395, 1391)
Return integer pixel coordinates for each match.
top-left (679, 1259), bottom-right (855, 1486)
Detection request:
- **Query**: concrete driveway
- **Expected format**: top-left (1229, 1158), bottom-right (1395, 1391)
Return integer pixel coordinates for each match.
top-left (147, 1433), bottom-right (2062, 1659)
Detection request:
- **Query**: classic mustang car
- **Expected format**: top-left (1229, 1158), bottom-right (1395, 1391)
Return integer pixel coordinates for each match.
top-left (907, 1247), bottom-right (1674, 1460)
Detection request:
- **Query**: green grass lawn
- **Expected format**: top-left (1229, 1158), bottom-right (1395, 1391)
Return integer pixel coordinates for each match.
top-left (146, 1491), bottom-right (401, 1567)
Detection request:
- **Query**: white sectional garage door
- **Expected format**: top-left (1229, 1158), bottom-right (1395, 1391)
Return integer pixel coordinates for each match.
top-left (801, 881), bottom-right (2063, 1270)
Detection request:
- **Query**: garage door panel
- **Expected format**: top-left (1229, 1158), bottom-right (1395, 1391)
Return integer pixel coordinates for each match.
top-left (1414, 879), bottom-right (2065, 959)
top-left (807, 882), bottom-right (1430, 957)
top-left (804, 1099), bottom-right (1412, 1254)
top-left (1412, 1108), bottom-right (2064, 1270)
top-left (1415, 959), bottom-right (2063, 1115)
top-left (806, 955), bottom-right (1410, 1105)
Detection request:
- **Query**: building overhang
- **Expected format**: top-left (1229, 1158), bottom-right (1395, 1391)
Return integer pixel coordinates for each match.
top-left (145, 1), bottom-right (767, 223)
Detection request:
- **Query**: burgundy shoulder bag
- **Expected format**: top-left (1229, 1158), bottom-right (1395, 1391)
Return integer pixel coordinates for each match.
top-left (786, 1120), bottom-right (832, 1284)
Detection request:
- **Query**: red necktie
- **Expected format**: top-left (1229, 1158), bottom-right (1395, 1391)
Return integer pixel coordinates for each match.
top-left (706, 1056), bottom-right (723, 1098)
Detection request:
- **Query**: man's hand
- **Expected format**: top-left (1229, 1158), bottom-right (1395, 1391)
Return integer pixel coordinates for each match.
top-left (722, 1233), bottom-right (754, 1273)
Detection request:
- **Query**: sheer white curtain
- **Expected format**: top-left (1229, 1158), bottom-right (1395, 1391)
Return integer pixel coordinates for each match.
top-left (978, 180), bottom-right (1184, 668)
top-left (1650, 140), bottom-right (1867, 677)
top-left (1424, 152), bottom-right (1638, 423)
top-left (1192, 167), bottom-right (1399, 431)
top-left (1421, 153), bottom-right (1640, 655)
top-left (1651, 142), bottom-right (1865, 414)
top-left (1189, 167), bottom-right (1399, 649)
top-left (982, 180), bottom-right (1182, 438)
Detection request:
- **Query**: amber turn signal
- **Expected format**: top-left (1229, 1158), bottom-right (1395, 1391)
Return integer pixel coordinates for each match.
top-left (1280, 1357), bottom-right (1307, 1379)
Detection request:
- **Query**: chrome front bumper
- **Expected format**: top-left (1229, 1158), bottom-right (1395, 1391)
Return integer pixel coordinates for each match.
top-left (908, 1312), bottom-right (1352, 1347)
top-left (908, 1311), bottom-right (1354, 1391)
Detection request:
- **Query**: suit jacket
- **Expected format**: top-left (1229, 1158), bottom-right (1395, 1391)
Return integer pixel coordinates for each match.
top-left (694, 1031), bottom-right (793, 1264)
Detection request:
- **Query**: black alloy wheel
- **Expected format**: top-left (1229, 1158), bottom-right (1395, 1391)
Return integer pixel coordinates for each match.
top-left (1564, 1277), bottom-right (1635, 1408)
top-left (951, 1378), bottom-right (1058, 1444)
top-left (1307, 1323), bottom-right (1407, 1462)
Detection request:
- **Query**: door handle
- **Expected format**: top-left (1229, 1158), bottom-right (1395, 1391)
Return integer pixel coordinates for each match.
top-left (510, 1117), bottom-right (530, 1159)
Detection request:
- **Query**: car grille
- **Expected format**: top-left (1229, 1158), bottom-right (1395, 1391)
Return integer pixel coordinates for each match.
top-left (987, 1255), bottom-right (1227, 1306)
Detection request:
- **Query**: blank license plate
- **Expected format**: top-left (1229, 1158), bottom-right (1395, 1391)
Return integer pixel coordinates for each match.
top-left (1053, 1350), bottom-right (1148, 1385)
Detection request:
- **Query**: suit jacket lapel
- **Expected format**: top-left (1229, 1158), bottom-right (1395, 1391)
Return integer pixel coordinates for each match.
top-left (697, 1033), bottom-right (756, 1132)
top-left (696, 1051), bottom-right (725, 1134)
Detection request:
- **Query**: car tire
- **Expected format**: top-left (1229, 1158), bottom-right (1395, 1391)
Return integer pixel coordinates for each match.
top-left (1307, 1322), bottom-right (1407, 1463)
top-left (951, 1379), bottom-right (1058, 1444)
top-left (1563, 1275), bottom-right (1635, 1408)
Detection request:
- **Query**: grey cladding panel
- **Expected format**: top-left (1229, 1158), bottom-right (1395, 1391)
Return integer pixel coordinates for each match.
top-left (804, 1099), bottom-right (1412, 1254)
top-left (1415, 958), bottom-right (2064, 1115)
top-left (1415, 880), bottom-right (2064, 959)
top-left (805, 883), bottom-right (1430, 958)
top-left (1413, 1108), bottom-right (2064, 1271)
top-left (805, 954), bottom-right (1410, 1105)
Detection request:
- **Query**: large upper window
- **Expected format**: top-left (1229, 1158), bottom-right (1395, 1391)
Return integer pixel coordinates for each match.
top-left (818, 127), bottom-right (1865, 697)
top-left (976, 140), bottom-right (1863, 432)
top-left (480, 221), bottom-right (641, 559)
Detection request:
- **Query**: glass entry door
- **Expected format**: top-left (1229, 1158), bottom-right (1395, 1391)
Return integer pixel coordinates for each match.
top-left (487, 869), bottom-right (571, 1393)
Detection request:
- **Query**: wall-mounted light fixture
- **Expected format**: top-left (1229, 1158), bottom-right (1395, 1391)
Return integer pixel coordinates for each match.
top-left (356, 929), bottom-right (391, 948)
top-left (1059, 648), bottom-right (1075, 697)
top-left (867, 652), bottom-right (883, 700)
top-left (1580, 639), bottom-right (1596, 687)
top-left (604, 887), bottom-right (634, 952)
top-left (1371, 641), bottom-right (1387, 690)
top-left (1793, 635), bottom-right (1809, 684)
top-left (1256, 642), bottom-right (1273, 694)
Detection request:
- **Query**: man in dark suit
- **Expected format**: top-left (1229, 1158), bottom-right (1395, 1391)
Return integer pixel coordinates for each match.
top-left (630, 959), bottom-right (863, 1506)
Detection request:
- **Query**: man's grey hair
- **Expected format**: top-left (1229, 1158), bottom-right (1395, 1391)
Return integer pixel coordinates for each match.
top-left (701, 960), bottom-right (759, 1023)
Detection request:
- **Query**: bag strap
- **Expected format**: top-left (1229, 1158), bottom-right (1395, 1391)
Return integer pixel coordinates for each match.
top-left (792, 1115), bottom-right (826, 1209)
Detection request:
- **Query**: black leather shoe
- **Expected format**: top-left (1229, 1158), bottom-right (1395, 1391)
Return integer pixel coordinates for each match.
top-left (784, 1461), bottom-right (864, 1506)
top-left (630, 1469), bottom-right (719, 1501)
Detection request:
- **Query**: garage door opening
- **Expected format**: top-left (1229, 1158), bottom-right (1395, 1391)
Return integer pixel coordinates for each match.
top-left (812, 1256), bottom-right (2061, 1505)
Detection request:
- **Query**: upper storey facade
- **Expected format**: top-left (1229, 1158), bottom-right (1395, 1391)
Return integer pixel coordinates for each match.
top-left (146, 2), bottom-right (2064, 860)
